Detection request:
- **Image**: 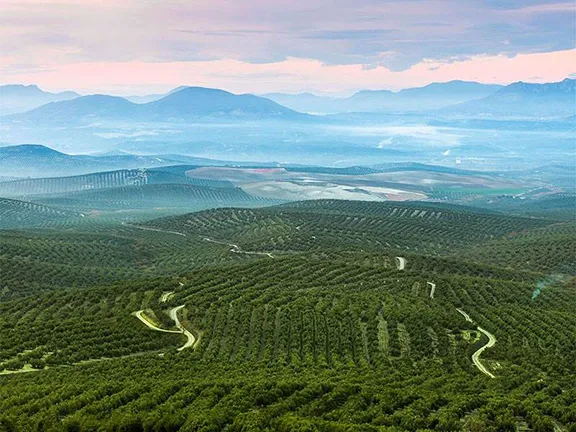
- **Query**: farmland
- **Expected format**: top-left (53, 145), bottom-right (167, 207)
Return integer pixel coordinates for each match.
top-left (0, 198), bottom-right (574, 431)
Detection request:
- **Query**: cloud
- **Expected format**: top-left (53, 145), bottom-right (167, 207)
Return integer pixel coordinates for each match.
top-left (1, 0), bottom-right (574, 68)
top-left (2, 49), bottom-right (574, 94)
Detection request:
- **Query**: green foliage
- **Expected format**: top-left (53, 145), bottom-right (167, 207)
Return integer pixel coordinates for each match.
top-left (0, 199), bottom-right (574, 430)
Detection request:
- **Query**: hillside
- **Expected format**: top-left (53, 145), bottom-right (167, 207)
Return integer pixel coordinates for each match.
top-left (0, 144), bottom-right (178, 177)
top-left (0, 166), bottom-right (214, 197)
top-left (0, 84), bottom-right (80, 115)
top-left (263, 81), bottom-right (502, 114)
top-left (6, 86), bottom-right (307, 124)
top-left (0, 200), bottom-right (574, 430)
top-left (443, 78), bottom-right (576, 118)
top-left (0, 144), bottom-right (283, 178)
top-left (34, 183), bottom-right (283, 213)
top-left (0, 198), bottom-right (81, 229)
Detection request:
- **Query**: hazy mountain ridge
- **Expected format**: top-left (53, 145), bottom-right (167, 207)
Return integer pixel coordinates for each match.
top-left (5, 87), bottom-right (306, 124)
top-left (0, 144), bottom-right (296, 178)
top-left (3, 79), bottom-right (572, 123)
top-left (0, 84), bottom-right (80, 115)
top-left (263, 81), bottom-right (503, 113)
top-left (0, 144), bottom-right (205, 177)
top-left (442, 78), bottom-right (576, 118)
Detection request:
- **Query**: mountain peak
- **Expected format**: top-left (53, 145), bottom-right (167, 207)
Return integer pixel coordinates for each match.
top-left (0, 144), bottom-right (64, 156)
top-left (0, 84), bottom-right (81, 115)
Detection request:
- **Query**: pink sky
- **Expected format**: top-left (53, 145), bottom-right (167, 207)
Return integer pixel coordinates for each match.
top-left (1, 0), bottom-right (575, 94)
top-left (2, 49), bottom-right (574, 95)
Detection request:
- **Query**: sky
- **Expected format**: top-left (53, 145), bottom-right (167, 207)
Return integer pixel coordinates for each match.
top-left (1, 0), bottom-right (575, 95)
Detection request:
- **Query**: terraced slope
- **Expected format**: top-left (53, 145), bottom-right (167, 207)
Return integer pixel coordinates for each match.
top-left (0, 168), bottom-right (190, 196)
top-left (0, 198), bottom-right (81, 229)
top-left (0, 226), bottom-right (243, 299)
top-left (0, 200), bottom-right (574, 431)
top-left (35, 183), bottom-right (280, 211)
top-left (461, 222), bottom-right (576, 273)
top-left (147, 200), bottom-right (551, 254)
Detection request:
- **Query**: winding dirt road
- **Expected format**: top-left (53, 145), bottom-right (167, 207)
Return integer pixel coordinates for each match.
top-left (169, 305), bottom-right (196, 351)
top-left (456, 308), bottom-right (497, 378)
top-left (134, 306), bottom-right (196, 351)
top-left (160, 291), bottom-right (174, 303)
top-left (427, 282), bottom-right (436, 299)
top-left (134, 310), bottom-right (181, 334)
top-left (395, 257), bottom-right (406, 270)
top-left (122, 222), bottom-right (187, 237)
top-left (474, 327), bottom-right (497, 378)
top-left (204, 237), bottom-right (274, 258)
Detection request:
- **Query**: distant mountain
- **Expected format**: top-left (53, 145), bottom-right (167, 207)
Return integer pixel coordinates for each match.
top-left (263, 81), bottom-right (503, 114)
top-left (394, 81), bottom-right (503, 108)
top-left (0, 167), bottom-right (197, 197)
top-left (139, 87), bottom-right (303, 120)
top-left (260, 92), bottom-right (342, 114)
top-left (0, 84), bottom-right (80, 115)
top-left (0, 144), bottom-right (198, 178)
top-left (7, 87), bottom-right (307, 124)
top-left (442, 79), bottom-right (576, 118)
top-left (20, 95), bottom-right (135, 122)
top-left (0, 144), bottom-right (282, 178)
top-left (125, 86), bottom-right (189, 104)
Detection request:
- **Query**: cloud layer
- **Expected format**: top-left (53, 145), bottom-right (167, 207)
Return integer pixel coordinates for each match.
top-left (1, 0), bottom-right (574, 93)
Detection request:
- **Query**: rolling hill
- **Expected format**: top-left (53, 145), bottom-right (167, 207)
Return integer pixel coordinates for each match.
top-left (34, 183), bottom-right (283, 213)
top-left (0, 197), bottom-right (81, 229)
top-left (6, 86), bottom-right (307, 124)
top-left (0, 200), bottom-right (573, 430)
top-left (263, 81), bottom-right (503, 114)
top-left (0, 144), bottom-right (206, 178)
top-left (0, 144), bottom-right (289, 178)
top-left (443, 78), bottom-right (576, 118)
top-left (0, 84), bottom-right (80, 115)
top-left (0, 168), bottom-right (190, 196)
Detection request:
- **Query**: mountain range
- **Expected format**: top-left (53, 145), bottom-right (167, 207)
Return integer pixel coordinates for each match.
top-left (0, 84), bottom-right (80, 115)
top-left (0, 144), bottom-right (272, 178)
top-left (1, 79), bottom-right (574, 124)
top-left (263, 81), bottom-right (504, 114)
top-left (4, 87), bottom-right (306, 124)
top-left (442, 78), bottom-right (576, 118)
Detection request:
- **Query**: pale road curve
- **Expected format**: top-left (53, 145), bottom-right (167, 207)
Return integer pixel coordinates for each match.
top-left (395, 257), bottom-right (406, 270)
top-left (169, 305), bottom-right (196, 351)
top-left (134, 310), bottom-right (181, 334)
top-left (160, 291), bottom-right (174, 303)
top-left (203, 237), bottom-right (274, 258)
top-left (134, 306), bottom-right (196, 351)
top-left (427, 282), bottom-right (436, 299)
top-left (121, 222), bottom-right (187, 237)
top-left (456, 308), bottom-right (497, 379)
top-left (474, 327), bottom-right (497, 379)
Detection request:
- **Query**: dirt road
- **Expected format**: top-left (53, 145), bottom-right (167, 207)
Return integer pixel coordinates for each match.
top-left (134, 310), bottom-right (181, 334)
top-left (456, 308), bottom-right (497, 378)
top-left (134, 306), bottom-right (196, 351)
top-left (427, 282), bottom-right (436, 298)
top-left (122, 222), bottom-right (186, 237)
top-left (204, 237), bottom-right (274, 258)
top-left (169, 305), bottom-right (196, 351)
top-left (160, 291), bottom-right (174, 303)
